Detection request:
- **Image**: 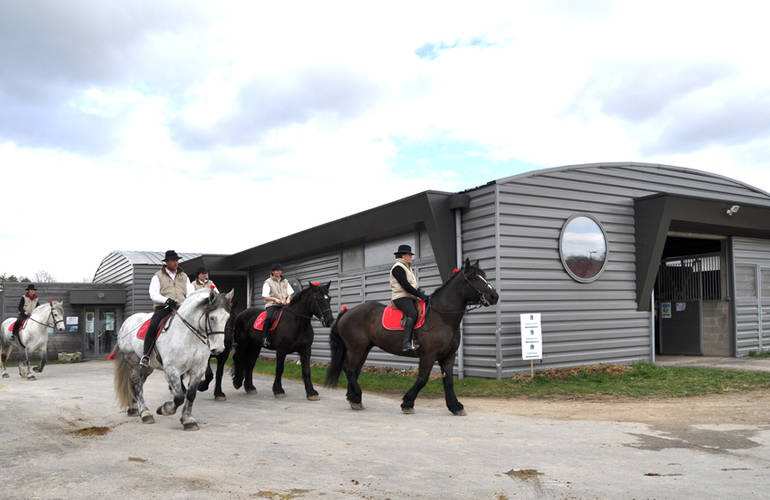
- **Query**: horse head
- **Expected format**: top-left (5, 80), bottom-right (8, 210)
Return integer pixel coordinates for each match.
top-left (307, 281), bottom-right (334, 327)
top-left (196, 289), bottom-right (234, 355)
top-left (460, 258), bottom-right (499, 306)
top-left (49, 300), bottom-right (66, 333)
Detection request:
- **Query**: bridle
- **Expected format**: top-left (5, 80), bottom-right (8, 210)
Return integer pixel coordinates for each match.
top-left (282, 290), bottom-right (333, 326)
top-left (463, 271), bottom-right (496, 307)
top-left (425, 269), bottom-right (496, 315)
top-left (172, 303), bottom-right (227, 347)
top-left (27, 302), bottom-right (66, 330)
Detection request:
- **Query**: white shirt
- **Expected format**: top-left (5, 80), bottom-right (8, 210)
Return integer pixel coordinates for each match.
top-left (149, 268), bottom-right (196, 305)
top-left (262, 280), bottom-right (294, 301)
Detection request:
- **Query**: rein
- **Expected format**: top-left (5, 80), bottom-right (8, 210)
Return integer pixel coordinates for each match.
top-left (172, 309), bottom-right (226, 346)
top-left (26, 305), bottom-right (65, 330)
top-left (279, 293), bottom-right (331, 323)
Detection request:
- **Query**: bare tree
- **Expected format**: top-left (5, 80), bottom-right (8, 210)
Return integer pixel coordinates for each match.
top-left (33, 270), bottom-right (56, 283)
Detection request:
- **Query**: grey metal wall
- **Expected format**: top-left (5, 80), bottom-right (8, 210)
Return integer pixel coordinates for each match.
top-left (482, 164), bottom-right (770, 377)
top-left (731, 236), bottom-right (770, 355)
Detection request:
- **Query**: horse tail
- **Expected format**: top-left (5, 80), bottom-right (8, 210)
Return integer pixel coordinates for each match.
top-left (113, 350), bottom-right (135, 410)
top-left (230, 313), bottom-right (249, 389)
top-left (324, 308), bottom-right (348, 388)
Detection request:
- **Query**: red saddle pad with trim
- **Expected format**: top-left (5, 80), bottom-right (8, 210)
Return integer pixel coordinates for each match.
top-left (382, 300), bottom-right (427, 331)
top-left (136, 318), bottom-right (167, 340)
top-left (7, 319), bottom-right (27, 332)
top-left (253, 310), bottom-right (284, 332)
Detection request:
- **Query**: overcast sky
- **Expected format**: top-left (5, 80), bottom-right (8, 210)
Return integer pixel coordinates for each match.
top-left (2, 1), bottom-right (770, 282)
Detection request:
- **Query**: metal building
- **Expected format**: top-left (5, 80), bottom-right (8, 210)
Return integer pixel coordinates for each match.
top-left (182, 163), bottom-right (770, 378)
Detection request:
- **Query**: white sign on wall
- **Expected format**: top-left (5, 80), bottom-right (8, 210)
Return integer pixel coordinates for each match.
top-left (66, 316), bottom-right (79, 326)
top-left (520, 313), bottom-right (543, 360)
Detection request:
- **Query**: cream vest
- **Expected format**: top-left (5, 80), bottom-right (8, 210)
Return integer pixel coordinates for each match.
top-left (264, 277), bottom-right (290, 309)
top-left (155, 268), bottom-right (189, 307)
top-left (23, 295), bottom-right (39, 315)
top-left (193, 279), bottom-right (214, 291)
top-left (390, 259), bottom-right (418, 301)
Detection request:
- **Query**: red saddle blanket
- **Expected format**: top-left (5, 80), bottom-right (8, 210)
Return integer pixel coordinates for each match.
top-left (382, 300), bottom-right (427, 331)
top-left (136, 317), bottom-right (170, 340)
top-left (253, 310), bottom-right (284, 332)
top-left (7, 319), bottom-right (27, 332)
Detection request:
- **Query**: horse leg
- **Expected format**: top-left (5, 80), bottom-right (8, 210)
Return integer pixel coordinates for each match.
top-left (157, 368), bottom-right (185, 417)
top-left (213, 351), bottom-right (228, 401)
top-left (401, 354), bottom-right (437, 414)
top-left (439, 353), bottom-right (465, 416)
top-left (23, 349), bottom-right (36, 380)
top-left (180, 373), bottom-right (201, 431)
top-left (131, 365), bottom-right (154, 423)
top-left (244, 348), bottom-right (258, 394)
top-left (272, 351), bottom-right (287, 398)
top-left (198, 359), bottom-right (213, 392)
top-left (299, 347), bottom-right (319, 400)
top-left (32, 351), bottom-right (47, 373)
top-left (344, 347), bottom-right (369, 410)
top-left (1, 344), bottom-right (11, 378)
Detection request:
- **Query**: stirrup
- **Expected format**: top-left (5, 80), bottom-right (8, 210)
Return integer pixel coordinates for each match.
top-left (139, 355), bottom-right (151, 368)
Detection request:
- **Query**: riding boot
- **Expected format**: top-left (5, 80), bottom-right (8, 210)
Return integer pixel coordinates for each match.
top-left (139, 325), bottom-right (156, 368)
top-left (401, 317), bottom-right (416, 351)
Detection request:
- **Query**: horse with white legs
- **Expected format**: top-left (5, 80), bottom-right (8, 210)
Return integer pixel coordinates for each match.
top-left (1, 300), bottom-right (65, 380)
top-left (112, 289), bottom-right (233, 431)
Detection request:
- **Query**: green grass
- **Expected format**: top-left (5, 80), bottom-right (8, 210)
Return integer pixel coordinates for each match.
top-left (244, 359), bottom-right (770, 399)
top-left (747, 350), bottom-right (770, 359)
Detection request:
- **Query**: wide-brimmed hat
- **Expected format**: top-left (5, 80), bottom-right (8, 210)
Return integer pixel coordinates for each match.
top-left (394, 244), bottom-right (414, 257)
top-left (163, 250), bottom-right (181, 262)
top-left (196, 267), bottom-right (207, 275)
top-left (271, 263), bottom-right (283, 271)
top-left (26, 284), bottom-right (37, 291)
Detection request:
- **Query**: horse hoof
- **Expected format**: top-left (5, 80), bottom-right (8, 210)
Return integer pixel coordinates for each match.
top-left (274, 393), bottom-right (286, 399)
top-left (246, 388), bottom-right (257, 395)
top-left (349, 402), bottom-right (364, 411)
top-left (402, 407), bottom-right (415, 414)
top-left (127, 408), bottom-right (139, 417)
top-left (26, 375), bottom-right (37, 381)
top-left (1, 373), bottom-right (8, 379)
top-left (306, 394), bottom-right (320, 401)
top-left (32, 366), bottom-right (41, 373)
top-left (452, 409), bottom-right (467, 416)
top-left (141, 414), bottom-right (155, 424)
top-left (183, 422), bottom-right (200, 431)
top-left (215, 395), bottom-right (227, 402)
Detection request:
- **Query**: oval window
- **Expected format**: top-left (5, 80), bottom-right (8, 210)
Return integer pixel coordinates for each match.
top-left (559, 215), bottom-right (609, 283)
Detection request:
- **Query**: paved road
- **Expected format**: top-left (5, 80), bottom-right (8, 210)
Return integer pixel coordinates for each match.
top-left (1, 360), bottom-right (769, 499)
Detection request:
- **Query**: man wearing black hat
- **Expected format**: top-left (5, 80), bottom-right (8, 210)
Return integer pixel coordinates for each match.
top-left (390, 245), bottom-right (429, 351)
top-left (12, 284), bottom-right (38, 346)
top-left (261, 263), bottom-right (293, 348)
top-left (192, 267), bottom-right (218, 293)
top-left (140, 250), bottom-right (194, 367)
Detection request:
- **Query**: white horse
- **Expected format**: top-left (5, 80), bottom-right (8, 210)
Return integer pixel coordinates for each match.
top-left (112, 288), bottom-right (233, 431)
top-left (1, 301), bottom-right (65, 380)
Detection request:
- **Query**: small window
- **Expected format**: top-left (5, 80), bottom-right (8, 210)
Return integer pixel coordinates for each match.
top-left (559, 214), bottom-right (609, 283)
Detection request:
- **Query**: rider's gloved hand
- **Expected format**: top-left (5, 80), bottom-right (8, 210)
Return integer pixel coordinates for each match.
top-left (164, 298), bottom-right (179, 310)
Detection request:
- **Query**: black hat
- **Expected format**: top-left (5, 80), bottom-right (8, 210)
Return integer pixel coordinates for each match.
top-left (26, 284), bottom-right (37, 291)
top-left (196, 267), bottom-right (207, 275)
top-left (163, 250), bottom-right (181, 262)
top-left (271, 263), bottom-right (283, 271)
top-left (394, 244), bottom-right (414, 257)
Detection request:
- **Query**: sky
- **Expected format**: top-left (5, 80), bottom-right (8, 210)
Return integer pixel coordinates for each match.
top-left (1, 1), bottom-right (770, 282)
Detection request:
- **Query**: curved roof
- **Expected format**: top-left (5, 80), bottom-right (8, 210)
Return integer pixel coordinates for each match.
top-left (93, 250), bottom-right (201, 284)
top-left (493, 162), bottom-right (770, 202)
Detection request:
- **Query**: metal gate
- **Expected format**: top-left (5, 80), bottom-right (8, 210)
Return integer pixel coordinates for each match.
top-left (655, 254), bottom-right (721, 354)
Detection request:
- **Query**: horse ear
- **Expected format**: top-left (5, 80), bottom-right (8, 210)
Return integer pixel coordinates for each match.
top-left (464, 257), bottom-right (470, 268)
top-left (474, 259), bottom-right (480, 268)
top-left (225, 289), bottom-right (234, 302)
top-left (325, 281), bottom-right (331, 290)
top-left (208, 290), bottom-right (217, 304)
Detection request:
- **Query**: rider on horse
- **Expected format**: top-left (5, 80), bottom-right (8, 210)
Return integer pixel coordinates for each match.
top-left (192, 267), bottom-right (219, 292)
top-left (12, 284), bottom-right (38, 346)
top-left (261, 263), bottom-right (293, 348)
top-left (139, 250), bottom-right (195, 368)
top-left (390, 245), bottom-right (429, 351)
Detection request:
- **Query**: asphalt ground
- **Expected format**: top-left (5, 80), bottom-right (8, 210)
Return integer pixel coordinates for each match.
top-left (1, 360), bottom-right (769, 499)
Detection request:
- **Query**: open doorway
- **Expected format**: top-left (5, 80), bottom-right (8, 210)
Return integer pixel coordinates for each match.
top-left (654, 235), bottom-right (731, 356)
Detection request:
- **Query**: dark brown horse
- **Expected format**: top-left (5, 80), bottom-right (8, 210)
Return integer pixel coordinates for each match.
top-left (324, 258), bottom-right (498, 415)
top-left (231, 282), bottom-right (334, 400)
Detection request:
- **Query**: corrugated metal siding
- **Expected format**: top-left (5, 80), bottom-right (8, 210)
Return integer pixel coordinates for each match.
top-left (489, 164), bottom-right (770, 375)
top-left (129, 264), bottom-right (159, 316)
top-left (732, 237), bottom-right (770, 355)
top-left (93, 251), bottom-right (133, 284)
top-left (460, 184), bottom-right (500, 378)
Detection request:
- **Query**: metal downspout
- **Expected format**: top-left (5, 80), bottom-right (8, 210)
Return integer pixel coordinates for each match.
top-left (650, 289), bottom-right (656, 364)
top-left (455, 208), bottom-right (464, 379)
top-left (494, 183), bottom-right (502, 380)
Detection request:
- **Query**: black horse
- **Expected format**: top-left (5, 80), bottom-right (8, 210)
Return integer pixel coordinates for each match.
top-left (231, 282), bottom-right (334, 400)
top-left (324, 259), bottom-right (498, 415)
top-left (197, 310), bottom-right (236, 400)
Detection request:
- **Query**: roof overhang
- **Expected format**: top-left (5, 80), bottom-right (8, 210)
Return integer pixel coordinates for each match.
top-left (187, 191), bottom-right (470, 282)
top-left (635, 193), bottom-right (770, 310)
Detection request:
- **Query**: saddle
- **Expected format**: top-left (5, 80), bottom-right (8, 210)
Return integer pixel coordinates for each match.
top-left (253, 310), bottom-right (284, 332)
top-left (382, 300), bottom-right (427, 331)
top-left (136, 315), bottom-right (173, 340)
top-left (7, 319), bottom-right (27, 332)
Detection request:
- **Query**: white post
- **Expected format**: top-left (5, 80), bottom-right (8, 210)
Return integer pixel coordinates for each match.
top-left (650, 289), bottom-right (656, 364)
